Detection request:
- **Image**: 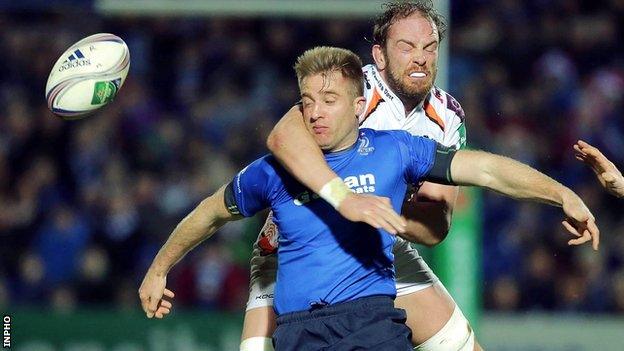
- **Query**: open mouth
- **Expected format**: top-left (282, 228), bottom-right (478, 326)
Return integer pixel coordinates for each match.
top-left (409, 72), bottom-right (427, 78)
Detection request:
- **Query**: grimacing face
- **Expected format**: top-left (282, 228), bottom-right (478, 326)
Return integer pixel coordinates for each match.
top-left (300, 71), bottom-right (365, 152)
top-left (375, 13), bottom-right (439, 106)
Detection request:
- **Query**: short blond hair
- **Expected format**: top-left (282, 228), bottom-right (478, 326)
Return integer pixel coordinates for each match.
top-left (294, 46), bottom-right (364, 97)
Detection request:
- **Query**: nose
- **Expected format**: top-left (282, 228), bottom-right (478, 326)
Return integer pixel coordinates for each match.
top-left (412, 48), bottom-right (426, 66)
top-left (309, 102), bottom-right (324, 122)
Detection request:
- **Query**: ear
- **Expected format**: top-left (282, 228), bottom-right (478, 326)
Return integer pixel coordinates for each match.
top-left (372, 44), bottom-right (386, 71)
top-left (354, 96), bottom-right (366, 117)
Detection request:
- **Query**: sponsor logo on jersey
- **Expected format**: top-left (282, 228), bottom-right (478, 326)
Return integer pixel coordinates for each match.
top-left (344, 173), bottom-right (376, 194)
top-left (293, 174), bottom-right (377, 206)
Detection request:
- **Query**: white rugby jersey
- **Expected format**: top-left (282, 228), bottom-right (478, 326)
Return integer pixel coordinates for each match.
top-left (360, 64), bottom-right (466, 150)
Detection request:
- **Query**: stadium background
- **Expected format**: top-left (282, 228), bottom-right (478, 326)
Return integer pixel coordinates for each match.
top-left (0, 0), bottom-right (623, 349)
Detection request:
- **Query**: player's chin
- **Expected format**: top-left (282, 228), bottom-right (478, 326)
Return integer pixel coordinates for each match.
top-left (407, 79), bottom-right (432, 91)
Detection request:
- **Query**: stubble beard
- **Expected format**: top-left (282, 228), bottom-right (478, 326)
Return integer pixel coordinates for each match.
top-left (385, 62), bottom-right (437, 108)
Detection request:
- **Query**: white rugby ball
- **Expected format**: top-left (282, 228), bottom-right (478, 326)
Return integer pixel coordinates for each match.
top-left (45, 33), bottom-right (130, 119)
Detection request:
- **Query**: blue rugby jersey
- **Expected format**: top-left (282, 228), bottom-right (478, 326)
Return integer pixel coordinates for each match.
top-left (227, 128), bottom-right (443, 314)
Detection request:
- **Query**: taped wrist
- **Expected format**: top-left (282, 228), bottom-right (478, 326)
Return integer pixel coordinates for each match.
top-left (318, 177), bottom-right (351, 209)
top-left (240, 337), bottom-right (274, 351)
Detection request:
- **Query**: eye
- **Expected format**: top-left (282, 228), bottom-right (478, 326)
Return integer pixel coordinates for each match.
top-left (325, 99), bottom-right (336, 105)
top-left (424, 43), bottom-right (438, 53)
top-left (397, 43), bottom-right (412, 52)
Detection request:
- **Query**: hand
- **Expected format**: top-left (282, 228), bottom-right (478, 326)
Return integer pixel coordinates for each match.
top-left (574, 140), bottom-right (624, 198)
top-left (138, 268), bottom-right (175, 319)
top-left (560, 190), bottom-right (600, 251)
top-left (337, 193), bottom-right (407, 235)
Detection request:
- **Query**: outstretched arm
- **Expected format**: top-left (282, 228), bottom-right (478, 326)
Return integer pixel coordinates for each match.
top-left (574, 140), bottom-right (624, 198)
top-left (267, 105), bottom-right (407, 234)
top-left (138, 185), bottom-right (238, 318)
top-left (450, 150), bottom-right (600, 250)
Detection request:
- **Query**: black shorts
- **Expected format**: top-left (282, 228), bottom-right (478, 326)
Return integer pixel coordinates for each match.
top-left (272, 295), bottom-right (413, 351)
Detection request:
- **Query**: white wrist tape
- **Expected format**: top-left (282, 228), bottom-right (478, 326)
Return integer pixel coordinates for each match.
top-left (318, 177), bottom-right (351, 209)
top-left (240, 337), bottom-right (274, 351)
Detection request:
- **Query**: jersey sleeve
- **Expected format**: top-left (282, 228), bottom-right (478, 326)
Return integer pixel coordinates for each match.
top-left (443, 93), bottom-right (467, 150)
top-left (392, 130), bottom-right (456, 185)
top-left (392, 131), bottom-right (437, 184)
top-left (225, 156), bottom-right (276, 217)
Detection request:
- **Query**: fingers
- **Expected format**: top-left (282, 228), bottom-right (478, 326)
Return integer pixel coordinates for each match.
top-left (139, 291), bottom-right (150, 316)
top-left (154, 307), bottom-right (171, 319)
top-left (154, 300), bottom-right (173, 319)
top-left (140, 292), bottom-right (174, 319)
top-left (341, 194), bottom-right (406, 235)
top-left (587, 219), bottom-right (600, 251)
top-left (562, 219), bottom-right (600, 251)
top-left (372, 197), bottom-right (407, 234)
top-left (573, 144), bottom-right (585, 157)
top-left (147, 293), bottom-right (160, 318)
top-left (361, 207), bottom-right (401, 235)
top-left (562, 220), bottom-right (581, 237)
top-left (163, 288), bottom-right (175, 299)
top-left (575, 141), bottom-right (610, 166)
top-left (160, 299), bottom-right (173, 309)
top-left (567, 228), bottom-right (591, 246)
top-left (577, 140), bottom-right (592, 148)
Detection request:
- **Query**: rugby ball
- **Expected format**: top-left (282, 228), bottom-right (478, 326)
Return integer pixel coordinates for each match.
top-left (45, 33), bottom-right (130, 119)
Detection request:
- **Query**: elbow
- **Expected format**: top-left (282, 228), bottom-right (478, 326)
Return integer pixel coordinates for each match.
top-left (266, 127), bottom-right (285, 154)
top-left (402, 211), bottom-right (451, 247)
top-left (422, 220), bottom-right (450, 247)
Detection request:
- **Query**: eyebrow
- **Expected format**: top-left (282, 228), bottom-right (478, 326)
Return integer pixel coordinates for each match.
top-left (396, 38), bottom-right (438, 47)
top-left (321, 90), bottom-right (340, 97)
top-left (301, 90), bottom-right (341, 98)
top-left (396, 39), bottom-right (415, 47)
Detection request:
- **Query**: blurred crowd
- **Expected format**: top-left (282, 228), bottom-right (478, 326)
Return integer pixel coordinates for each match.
top-left (0, 0), bottom-right (623, 315)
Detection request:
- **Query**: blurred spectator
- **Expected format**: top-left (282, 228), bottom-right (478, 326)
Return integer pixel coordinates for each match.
top-left (50, 285), bottom-right (77, 314)
top-left (75, 246), bottom-right (112, 305)
top-left (15, 252), bottom-right (46, 304)
top-left (35, 204), bottom-right (92, 286)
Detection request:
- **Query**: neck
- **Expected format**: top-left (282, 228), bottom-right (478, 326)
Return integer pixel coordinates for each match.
top-left (328, 128), bottom-right (359, 153)
top-left (399, 95), bottom-right (421, 113)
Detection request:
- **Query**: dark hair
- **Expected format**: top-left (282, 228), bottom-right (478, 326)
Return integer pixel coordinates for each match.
top-left (294, 46), bottom-right (364, 97)
top-left (372, 1), bottom-right (447, 48)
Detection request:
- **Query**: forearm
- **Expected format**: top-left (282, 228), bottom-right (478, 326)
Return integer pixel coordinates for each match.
top-left (267, 105), bottom-right (338, 193)
top-left (400, 200), bottom-right (451, 246)
top-left (453, 150), bottom-right (569, 206)
top-left (150, 195), bottom-right (230, 275)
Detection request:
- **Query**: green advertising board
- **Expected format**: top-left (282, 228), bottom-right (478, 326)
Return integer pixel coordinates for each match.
top-left (9, 309), bottom-right (243, 351)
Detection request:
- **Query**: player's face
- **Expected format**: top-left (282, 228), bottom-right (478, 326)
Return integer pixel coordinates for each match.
top-left (376, 13), bottom-right (439, 105)
top-left (300, 72), bottom-right (365, 152)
